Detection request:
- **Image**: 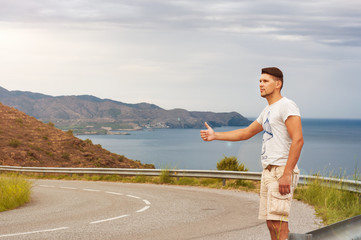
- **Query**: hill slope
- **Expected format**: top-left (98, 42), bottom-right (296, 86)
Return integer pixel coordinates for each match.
top-left (0, 103), bottom-right (153, 168)
top-left (0, 87), bottom-right (251, 133)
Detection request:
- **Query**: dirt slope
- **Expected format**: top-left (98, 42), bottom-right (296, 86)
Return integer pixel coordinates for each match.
top-left (0, 103), bottom-right (153, 168)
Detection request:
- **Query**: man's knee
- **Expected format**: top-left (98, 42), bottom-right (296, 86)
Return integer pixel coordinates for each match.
top-left (266, 220), bottom-right (274, 230)
top-left (266, 220), bottom-right (289, 232)
top-left (267, 220), bottom-right (289, 240)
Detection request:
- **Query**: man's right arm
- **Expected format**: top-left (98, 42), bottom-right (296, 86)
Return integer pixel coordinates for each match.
top-left (200, 120), bottom-right (263, 142)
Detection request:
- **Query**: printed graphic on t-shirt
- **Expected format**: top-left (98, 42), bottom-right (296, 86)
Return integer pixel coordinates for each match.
top-left (261, 111), bottom-right (273, 159)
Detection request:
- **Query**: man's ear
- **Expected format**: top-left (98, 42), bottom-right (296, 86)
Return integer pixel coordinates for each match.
top-left (276, 80), bottom-right (282, 89)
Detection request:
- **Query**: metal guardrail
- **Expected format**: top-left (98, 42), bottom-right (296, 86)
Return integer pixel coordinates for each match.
top-left (0, 165), bottom-right (262, 181)
top-left (289, 214), bottom-right (361, 240)
top-left (1, 165), bottom-right (360, 239)
top-left (298, 175), bottom-right (361, 194)
top-left (0, 165), bottom-right (360, 193)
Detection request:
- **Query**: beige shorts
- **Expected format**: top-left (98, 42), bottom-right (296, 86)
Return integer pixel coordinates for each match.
top-left (258, 165), bottom-right (299, 222)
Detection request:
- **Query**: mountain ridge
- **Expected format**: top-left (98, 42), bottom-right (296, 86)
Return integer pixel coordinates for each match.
top-left (0, 86), bottom-right (251, 133)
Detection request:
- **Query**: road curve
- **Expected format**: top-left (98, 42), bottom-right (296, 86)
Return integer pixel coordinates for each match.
top-left (0, 179), bottom-right (321, 240)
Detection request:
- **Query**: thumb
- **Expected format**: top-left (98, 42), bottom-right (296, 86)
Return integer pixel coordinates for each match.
top-left (204, 122), bottom-right (212, 130)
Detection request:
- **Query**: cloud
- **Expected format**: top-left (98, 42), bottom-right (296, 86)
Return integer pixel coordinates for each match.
top-left (1, 0), bottom-right (361, 46)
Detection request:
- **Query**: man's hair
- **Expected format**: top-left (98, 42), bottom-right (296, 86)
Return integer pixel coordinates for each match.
top-left (262, 67), bottom-right (283, 89)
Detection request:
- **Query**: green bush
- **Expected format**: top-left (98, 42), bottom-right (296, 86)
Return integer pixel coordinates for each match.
top-left (8, 139), bottom-right (21, 148)
top-left (101, 175), bottom-right (123, 181)
top-left (233, 180), bottom-right (256, 189)
top-left (160, 170), bottom-right (172, 184)
top-left (200, 178), bottom-right (222, 187)
top-left (217, 155), bottom-right (248, 171)
top-left (91, 175), bottom-right (101, 181)
top-left (134, 175), bottom-right (147, 183)
top-left (61, 152), bottom-right (70, 160)
top-left (84, 139), bottom-right (93, 145)
top-left (15, 118), bottom-right (23, 126)
top-left (118, 155), bottom-right (125, 162)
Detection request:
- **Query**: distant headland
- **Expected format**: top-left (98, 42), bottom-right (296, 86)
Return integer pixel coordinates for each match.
top-left (0, 86), bottom-right (251, 135)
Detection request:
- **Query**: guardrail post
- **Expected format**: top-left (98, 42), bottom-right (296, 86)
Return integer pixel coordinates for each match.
top-left (174, 171), bottom-right (179, 181)
top-left (288, 233), bottom-right (312, 240)
top-left (222, 178), bottom-right (226, 186)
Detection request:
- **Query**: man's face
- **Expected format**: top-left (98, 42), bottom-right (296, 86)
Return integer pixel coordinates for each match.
top-left (259, 73), bottom-right (280, 98)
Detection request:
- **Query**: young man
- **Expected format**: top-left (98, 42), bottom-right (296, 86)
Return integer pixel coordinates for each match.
top-left (200, 67), bottom-right (304, 240)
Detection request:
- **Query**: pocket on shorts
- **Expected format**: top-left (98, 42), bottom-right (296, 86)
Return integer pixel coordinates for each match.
top-left (275, 166), bottom-right (286, 180)
top-left (269, 191), bottom-right (291, 216)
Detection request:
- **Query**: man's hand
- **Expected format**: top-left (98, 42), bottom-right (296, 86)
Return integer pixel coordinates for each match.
top-left (200, 122), bottom-right (216, 141)
top-left (278, 173), bottom-right (292, 195)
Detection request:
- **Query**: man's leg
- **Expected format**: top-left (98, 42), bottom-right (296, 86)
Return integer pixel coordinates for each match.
top-left (266, 220), bottom-right (289, 240)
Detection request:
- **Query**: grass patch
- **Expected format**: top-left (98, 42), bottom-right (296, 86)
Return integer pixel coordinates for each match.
top-left (134, 175), bottom-right (147, 183)
top-left (294, 177), bottom-right (361, 225)
top-left (0, 174), bottom-right (32, 212)
top-left (177, 177), bottom-right (197, 186)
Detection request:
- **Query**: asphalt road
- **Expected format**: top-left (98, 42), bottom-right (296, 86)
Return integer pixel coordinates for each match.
top-left (0, 180), bottom-right (322, 240)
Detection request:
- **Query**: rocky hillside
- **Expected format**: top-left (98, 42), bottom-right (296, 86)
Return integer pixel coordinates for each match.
top-left (0, 103), bottom-right (153, 168)
top-left (0, 87), bottom-right (251, 133)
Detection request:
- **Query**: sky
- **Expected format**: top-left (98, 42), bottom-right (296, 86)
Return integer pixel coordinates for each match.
top-left (1, 0), bottom-right (361, 119)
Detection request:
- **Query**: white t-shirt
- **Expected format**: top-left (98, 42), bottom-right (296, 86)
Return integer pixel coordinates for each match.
top-left (256, 97), bottom-right (301, 168)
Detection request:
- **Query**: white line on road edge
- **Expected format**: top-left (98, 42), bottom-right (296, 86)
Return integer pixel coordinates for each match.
top-left (90, 215), bottom-right (130, 224)
top-left (39, 185), bottom-right (56, 188)
top-left (126, 194), bottom-right (141, 199)
top-left (82, 188), bottom-right (101, 192)
top-left (0, 227), bottom-right (69, 238)
top-left (60, 186), bottom-right (77, 190)
top-left (136, 206), bottom-right (150, 213)
top-left (35, 185), bottom-right (151, 227)
top-left (105, 191), bottom-right (123, 196)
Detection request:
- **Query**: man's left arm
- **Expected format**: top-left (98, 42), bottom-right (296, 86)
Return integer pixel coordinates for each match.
top-left (279, 116), bottom-right (304, 195)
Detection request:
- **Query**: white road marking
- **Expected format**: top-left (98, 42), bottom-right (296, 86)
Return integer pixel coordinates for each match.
top-left (136, 206), bottom-right (150, 213)
top-left (0, 227), bottom-right (69, 238)
top-left (39, 185), bottom-right (56, 188)
top-left (105, 191), bottom-right (123, 196)
top-left (126, 194), bottom-right (141, 199)
top-left (60, 186), bottom-right (77, 190)
top-left (82, 188), bottom-right (101, 192)
top-left (90, 215), bottom-right (130, 224)
top-left (34, 184), bottom-right (151, 231)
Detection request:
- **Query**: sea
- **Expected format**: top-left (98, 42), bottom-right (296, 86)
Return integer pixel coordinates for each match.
top-left (78, 119), bottom-right (361, 178)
